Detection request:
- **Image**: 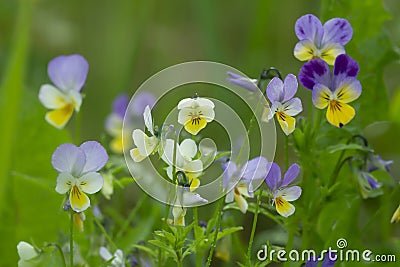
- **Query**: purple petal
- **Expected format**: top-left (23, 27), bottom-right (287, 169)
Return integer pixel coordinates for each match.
top-left (240, 157), bottom-right (269, 181)
top-left (226, 72), bottom-right (258, 92)
top-left (298, 58), bottom-right (331, 90)
top-left (227, 71), bottom-right (244, 79)
top-left (80, 141), bottom-right (108, 173)
top-left (266, 77), bottom-right (284, 102)
top-left (222, 160), bottom-right (238, 188)
top-left (368, 154), bottom-right (393, 172)
top-left (48, 54), bottom-right (89, 92)
top-left (322, 18), bottom-right (353, 46)
top-left (365, 173), bottom-right (381, 189)
top-left (305, 257), bottom-right (318, 267)
top-left (130, 92), bottom-right (156, 117)
top-left (281, 163), bottom-right (300, 187)
top-left (333, 54), bottom-right (359, 78)
top-left (264, 162), bottom-right (281, 190)
top-left (52, 144), bottom-right (86, 176)
top-left (321, 251), bottom-right (337, 267)
top-left (295, 14), bottom-right (323, 45)
top-left (112, 94), bottom-right (129, 119)
top-left (282, 74), bottom-right (298, 102)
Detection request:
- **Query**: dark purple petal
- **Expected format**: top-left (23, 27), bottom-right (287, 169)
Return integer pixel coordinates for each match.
top-left (281, 163), bottom-right (300, 187)
top-left (112, 94), bottom-right (129, 119)
top-left (305, 256), bottom-right (318, 267)
top-left (130, 92), bottom-right (156, 117)
top-left (80, 141), bottom-right (108, 173)
top-left (295, 14), bottom-right (323, 45)
top-left (241, 157), bottom-right (269, 181)
top-left (321, 251), bottom-right (337, 267)
top-left (299, 58), bottom-right (331, 90)
top-left (322, 18), bottom-right (353, 46)
top-left (52, 143), bottom-right (86, 176)
top-left (333, 54), bottom-right (359, 77)
top-left (264, 162), bottom-right (281, 190)
top-left (48, 54), bottom-right (89, 92)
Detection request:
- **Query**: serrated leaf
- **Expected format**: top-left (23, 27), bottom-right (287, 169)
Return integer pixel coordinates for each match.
top-left (147, 240), bottom-right (175, 256)
top-left (216, 226), bottom-right (243, 241)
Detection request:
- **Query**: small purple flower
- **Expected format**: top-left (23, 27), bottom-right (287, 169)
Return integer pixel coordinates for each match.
top-left (299, 54), bottom-right (362, 128)
top-left (222, 157), bottom-right (269, 213)
top-left (305, 251), bottom-right (337, 267)
top-left (294, 14), bottom-right (353, 65)
top-left (53, 141), bottom-right (108, 212)
top-left (130, 92), bottom-right (156, 117)
top-left (265, 163), bottom-right (302, 217)
top-left (39, 54), bottom-right (89, 129)
top-left (226, 71), bottom-right (259, 92)
top-left (264, 74), bottom-right (303, 135)
top-left (367, 154), bottom-right (393, 173)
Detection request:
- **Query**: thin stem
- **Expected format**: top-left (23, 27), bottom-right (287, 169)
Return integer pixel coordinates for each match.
top-left (75, 111), bottom-right (81, 144)
top-left (93, 215), bottom-right (118, 250)
top-left (47, 243), bottom-right (67, 267)
top-left (284, 135), bottom-right (289, 170)
top-left (116, 194), bottom-right (147, 240)
top-left (69, 210), bottom-right (74, 267)
top-left (205, 197), bottom-right (224, 267)
top-left (246, 185), bottom-right (264, 264)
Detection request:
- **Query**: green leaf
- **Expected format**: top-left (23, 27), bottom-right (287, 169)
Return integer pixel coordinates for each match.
top-left (327, 143), bottom-right (374, 154)
top-left (216, 226), bottom-right (243, 241)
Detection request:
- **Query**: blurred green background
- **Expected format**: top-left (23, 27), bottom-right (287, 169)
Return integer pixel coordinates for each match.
top-left (1, 0), bottom-right (400, 266)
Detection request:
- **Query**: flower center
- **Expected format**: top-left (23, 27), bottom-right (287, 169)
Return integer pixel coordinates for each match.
top-left (71, 185), bottom-right (83, 200)
top-left (275, 196), bottom-right (285, 206)
top-left (276, 111), bottom-right (287, 121)
top-left (189, 111), bottom-right (203, 125)
top-left (329, 100), bottom-right (342, 111)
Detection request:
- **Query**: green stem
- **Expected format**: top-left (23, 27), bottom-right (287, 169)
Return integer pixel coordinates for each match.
top-left (205, 197), bottom-right (224, 267)
top-left (284, 135), bottom-right (289, 170)
top-left (246, 185), bottom-right (264, 264)
top-left (115, 194), bottom-right (147, 240)
top-left (75, 111), bottom-right (81, 144)
top-left (47, 243), bottom-right (67, 267)
top-left (93, 215), bottom-right (118, 250)
top-left (193, 207), bottom-right (202, 267)
top-left (70, 210), bottom-right (74, 267)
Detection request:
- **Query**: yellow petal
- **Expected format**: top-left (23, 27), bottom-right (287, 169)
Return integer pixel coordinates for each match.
top-left (320, 43), bottom-right (345, 66)
top-left (184, 116), bottom-right (208, 135)
top-left (73, 212), bottom-right (85, 232)
top-left (45, 104), bottom-right (74, 129)
top-left (188, 176), bottom-right (200, 192)
top-left (276, 112), bottom-right (296, 135)
top-left (294, 40), bottom-right (318, 62)
top-left (326, 100), bottom-right (355, 128)
top-left (69, 185), bottom-right (90, 212)
top-left (275, 196), bottom-right (295, 217)
top-left (391, 205), bottom-right (400, 223)
top-left (110, 136), bottom-right (124, 154)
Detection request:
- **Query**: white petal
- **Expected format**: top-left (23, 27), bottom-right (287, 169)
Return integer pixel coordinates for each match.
top-left (177, 98), bottom-right (195, 109)
top-left (225, 190), bottom-right (234, 203)
top-left (201, 105), bottom-right (215, 122)
top-left (80, 141), bottom-right (108, 173)
top-left (234, 192), bottom-right (248, 214)
top-left (68, 90), bottom-right (82, 112)
top-left (283, 98), bottom-right (302, 116)
top-left (178, 107), bottom-right (192, 125)
top-left (196, 97), bottom-right (215, 108)
top-left (161, 139), bottom-right (175, 165)
top-left (132, 129), bottom-right (158, 157)
top-left (276, 186), bottom-right (302, 201)
top-left (130, 148), bottom-right (146, 163)
top-left (183, 159), bottom-right (203, 176)
top-left (267, 102), bottom-right (280, 121)
top-left (181, 190), bottom-right (208, 206)
top-left (113, 250), bottom-right (124, 265)
top-left (78, 172), bottom-right (104, 194)
top-left (17, 241), bottom-right (38, 260)
top-left (179, 139), bottom-right (197, 159)
top-left (55, 172), bottom-right (74, 194)
top-left (99, 246), bottom-right (113, 261)
top-left (143, 105), bottom-right (154, 135)
top-left (39, 84), bottom-right (70, 109)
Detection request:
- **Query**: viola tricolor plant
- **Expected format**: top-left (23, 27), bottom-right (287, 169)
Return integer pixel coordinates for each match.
top-left (14, 8), bottom-right (398, 267)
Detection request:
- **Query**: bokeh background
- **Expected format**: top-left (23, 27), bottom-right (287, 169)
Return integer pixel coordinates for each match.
top-left (1, 0), bottom-right (400, 266)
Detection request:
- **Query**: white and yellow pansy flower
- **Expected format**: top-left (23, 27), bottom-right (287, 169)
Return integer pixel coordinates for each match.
top-left (177, 95), bottom-right (215, 135)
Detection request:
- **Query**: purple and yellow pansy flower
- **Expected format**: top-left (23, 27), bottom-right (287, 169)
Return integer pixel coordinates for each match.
top-left (299, 54), bottom-right (362, 128)
top-left (39, 54), bottom-right (88, 129)
top-left (265, 163), bottom-right (302, 217)
top-left (264, 74), bottom-right (303, 135)
top-left (294, 14), bottom-right (353, 65)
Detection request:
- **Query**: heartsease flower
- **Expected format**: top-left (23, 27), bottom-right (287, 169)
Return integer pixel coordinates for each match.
top-left (223, 157), bottom-right (269, 213)
top-left (130, 105), bottom-right (159, 162)
top-left (99, 247), bottom-right (124, 267)
top-left (226, 71), bottom-right (258, 92)
top-left (299, 54), bottom-right (361, 128)
top-left (53, 141), bottom-right (108, 212)
top-left (162, 139), bottom-right (203, 191)
top-left (264, 74), bottom-right (303, 135)
top-left (265, 163), bottom-right (302, 217)
top-left (294, 14), bottom-right (353, 65)
top-left (105, 94), bottom-right (129, 154)
top-left (173, 187), bottom-right (208, 226)
top-left (305, 251), bottom-right (337, 267)
top-left (177, 95), bottom-right (215, 135)
top-left (39, 54), bottom-right (88, 129)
